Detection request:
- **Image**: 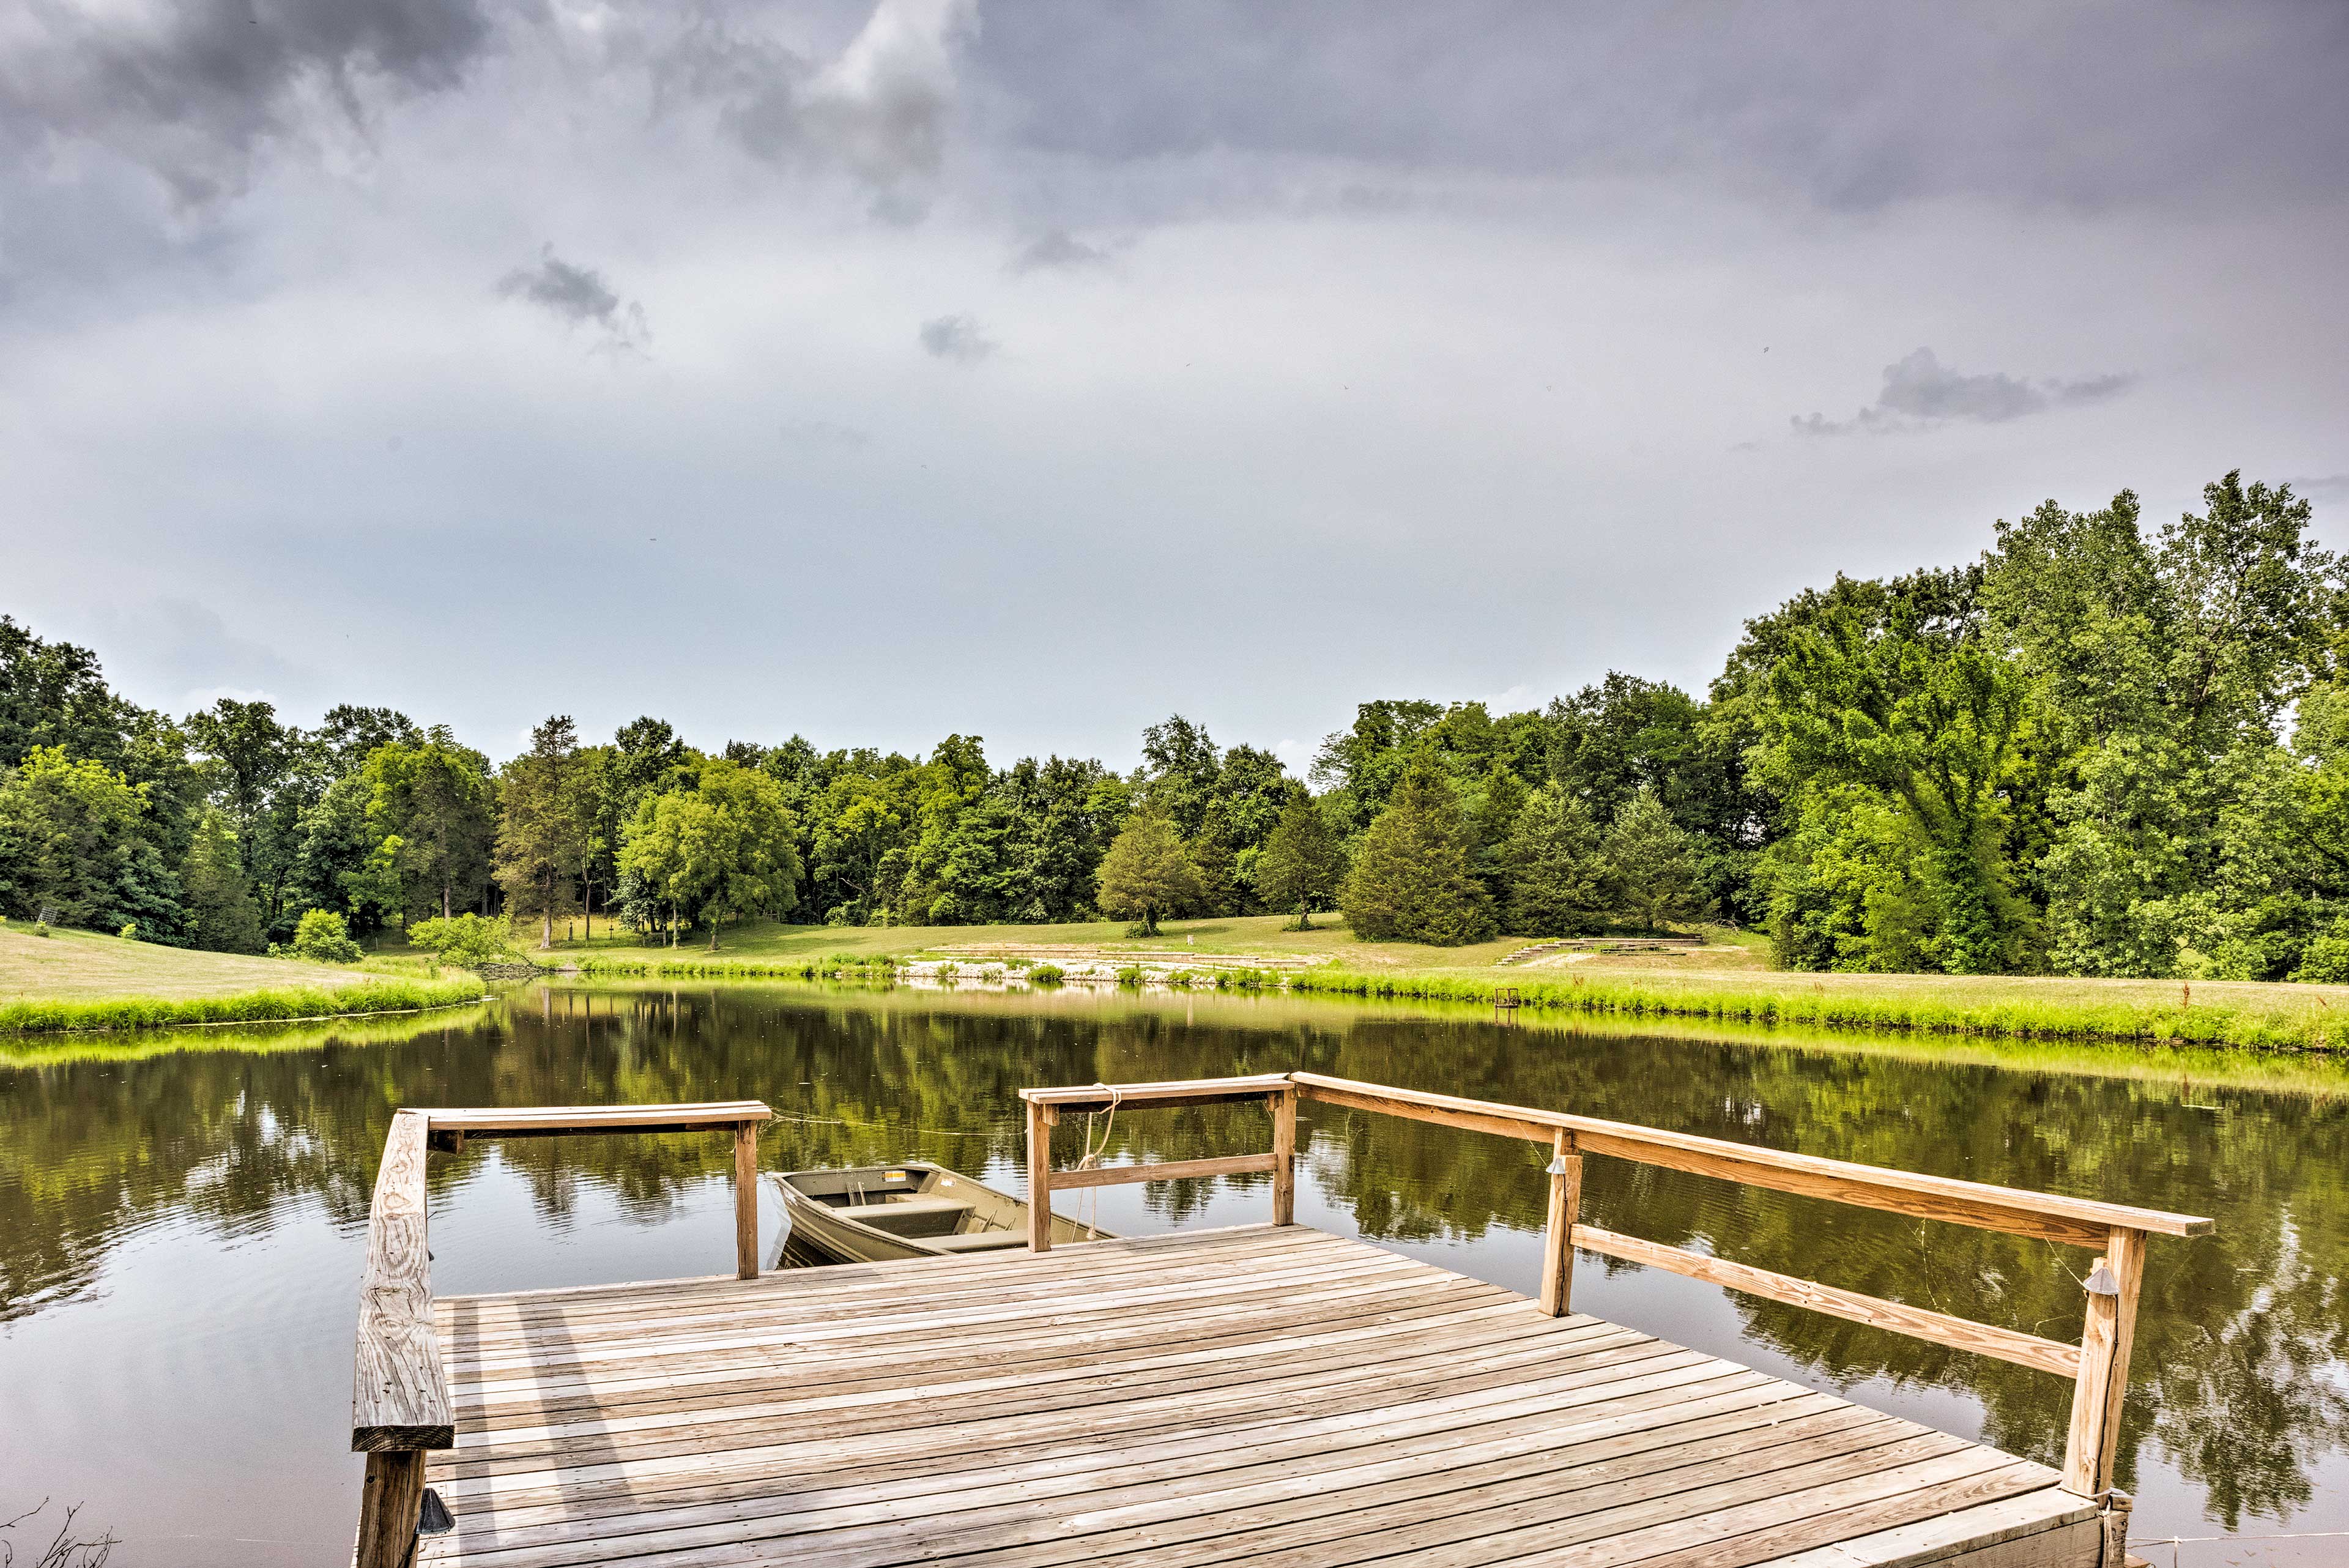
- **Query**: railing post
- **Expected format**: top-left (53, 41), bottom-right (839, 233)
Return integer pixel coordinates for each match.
top-left (1271, 1087), bottom-right (1297, 1226)
top-left (1026, 1099), bottom-right (1054, 1252)
top-left (354, 1447), bottom-right (426, 1568)
top-left (1538, 1129), bottom-right (1583, 1317)
top-left (733, 1120), bottom-right (760, 1280)
top-left (2061, 1226), bottom-right (2146, 1495)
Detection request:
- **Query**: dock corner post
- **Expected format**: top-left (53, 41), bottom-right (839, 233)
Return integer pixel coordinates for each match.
top-left (1271, 1087), bottom-right (1298, 1226)
top-left (2097, 1489), bottom-right (2133, 1567)
top-left (354, 1449), bottom-right (427, 1568)
top-left (2061, 1226), bottom-right (2147, 1496)
top-left (733, 1120), bottom-right (760, 1279)
top-left (1025, 1099), bottom-right (1053, 1252)
top-left (1538, 1130), bottom-right (1582, 1317)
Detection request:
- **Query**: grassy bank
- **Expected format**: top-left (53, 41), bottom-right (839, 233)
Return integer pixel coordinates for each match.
top-left (0, 976), bottom-right (489, 1034)
top-left (0, 924), bottom-right (487, 1034)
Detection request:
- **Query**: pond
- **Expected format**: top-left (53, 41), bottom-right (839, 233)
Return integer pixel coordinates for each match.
top-left (3, 983), bottom-right (2346, 1566)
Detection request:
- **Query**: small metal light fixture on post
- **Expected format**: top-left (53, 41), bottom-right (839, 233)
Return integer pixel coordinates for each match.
top-left (1538, 1130), bottom-right (1583, 1317)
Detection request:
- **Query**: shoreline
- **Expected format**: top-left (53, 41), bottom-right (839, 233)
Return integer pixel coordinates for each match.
top-left (566, 951), bottom-right (2348, 1053)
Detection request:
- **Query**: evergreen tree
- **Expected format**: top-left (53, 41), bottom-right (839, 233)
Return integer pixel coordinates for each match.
top-left (1605, 787), bottom-right (1707, 932)
top-left (180, 807), bottom-right (264, 953)
top-left (1340, 754), bottom-right (1494, 945)
top-left (1469, 762), bottom-right (1527, 903)
top-left (1503, 785), bottom-right (1612, 936)
top-left (1094, 810), bottom-right (1202, 937)
top-left (1253, 789), bottom-right (1345, 929)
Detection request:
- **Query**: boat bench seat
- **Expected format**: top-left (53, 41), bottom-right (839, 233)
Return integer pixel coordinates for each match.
top-left (860, 1197), bottom-right (979, 1222)
top-left (925, 1230), bottom-right (1027, 1252)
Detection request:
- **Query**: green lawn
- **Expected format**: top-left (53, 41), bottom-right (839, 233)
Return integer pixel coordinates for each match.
top-left (513, 911), bottom-right (1767, 972)
top-left (0, 922), bottom-right (379, 1001)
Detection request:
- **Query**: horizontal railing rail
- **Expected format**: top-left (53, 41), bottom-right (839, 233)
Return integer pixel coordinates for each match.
top-left (1018, 1071), bottom-right (2210, 1501)
top-left (349, 1099), bottom-right (772, 1568)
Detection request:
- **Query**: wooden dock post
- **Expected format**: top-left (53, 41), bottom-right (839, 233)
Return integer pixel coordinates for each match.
top-left (353, 1450), bottom-right (427, 1568)
top-left (733, 1121), bottom-right (760, 1279)
top-left (1538, 1129), bottom-right (1582, 1316)
top-left (2061, 1226), bottom-right (2147, 1495)
top-left (1271, 1087), bottom-right (1297, 1225)
top-left (1026, 1099), bottom-right (1054, 1252)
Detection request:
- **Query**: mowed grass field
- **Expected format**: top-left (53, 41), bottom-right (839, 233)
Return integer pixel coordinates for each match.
top-left (531, 912), bottom-right (2349, 1049)
top-left (0, 922), bottom-right (380, 1001)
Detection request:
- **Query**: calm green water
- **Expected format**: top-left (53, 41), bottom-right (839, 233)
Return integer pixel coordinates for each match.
top-left (2, 983), bottom-right (2345, 1565)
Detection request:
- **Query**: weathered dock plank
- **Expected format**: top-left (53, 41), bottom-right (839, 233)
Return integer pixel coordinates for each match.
top-left (415, 1227), bottom-right (2094, 1568)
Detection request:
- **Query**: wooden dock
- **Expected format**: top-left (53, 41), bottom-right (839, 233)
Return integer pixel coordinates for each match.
top-left (351, 1078), bottom-right (2211, 1568)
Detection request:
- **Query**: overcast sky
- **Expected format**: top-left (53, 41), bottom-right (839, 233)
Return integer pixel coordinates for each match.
top-left (5, 1), bottom-right (2346, 771)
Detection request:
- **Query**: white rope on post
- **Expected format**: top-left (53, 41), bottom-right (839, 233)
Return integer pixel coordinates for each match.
top-left (1075, 1083), bottom-right (1121, 1239)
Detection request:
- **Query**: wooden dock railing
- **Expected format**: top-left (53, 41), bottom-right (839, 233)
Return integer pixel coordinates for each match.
top-left (350, 1101), bottom-right (772, 1568)
top-left (1018, 1071), bottom-right (2211, 1501)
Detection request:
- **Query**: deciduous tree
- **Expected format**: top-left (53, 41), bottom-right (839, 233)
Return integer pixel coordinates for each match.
top-left (495, 715), bottom-right (589, 948)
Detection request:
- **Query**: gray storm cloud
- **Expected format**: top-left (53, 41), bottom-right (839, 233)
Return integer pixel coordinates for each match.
top-left (657, 0), bottom-right (973, 194)
top-left (969, 3), bottom-right (2349, 215)
top-left (1792, 349), bottom-right (2136, 436)
top-left (0, 0), bottom-right (494, 206)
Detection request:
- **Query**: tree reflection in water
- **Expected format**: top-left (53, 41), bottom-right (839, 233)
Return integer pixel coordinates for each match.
top-left (2, 983), bottom-right (2345, 1535)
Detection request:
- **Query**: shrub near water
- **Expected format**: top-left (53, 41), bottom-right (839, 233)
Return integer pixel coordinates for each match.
top-left (0, 977), bottom-right (486, 1034)
top-left (289, 908), bottom-right (363, 964)
top-left (406, 913), bottom-right (520, 967)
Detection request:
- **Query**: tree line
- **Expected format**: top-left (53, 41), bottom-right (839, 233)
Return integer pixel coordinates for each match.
top-left (2, 469), bottom-right (2340, 976)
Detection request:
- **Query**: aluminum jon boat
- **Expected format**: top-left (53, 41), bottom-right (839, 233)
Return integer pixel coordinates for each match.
top-left (770, 1161), bottom-right (1115, 1265)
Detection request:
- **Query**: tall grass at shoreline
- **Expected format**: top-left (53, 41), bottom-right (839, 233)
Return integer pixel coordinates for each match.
top-left (1288, 968), bottom-right (2347, 1050)
top-left (0, 977), bottom-right (489, 1034)
top-left (566, 951), bottom-right (2348, 1050)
